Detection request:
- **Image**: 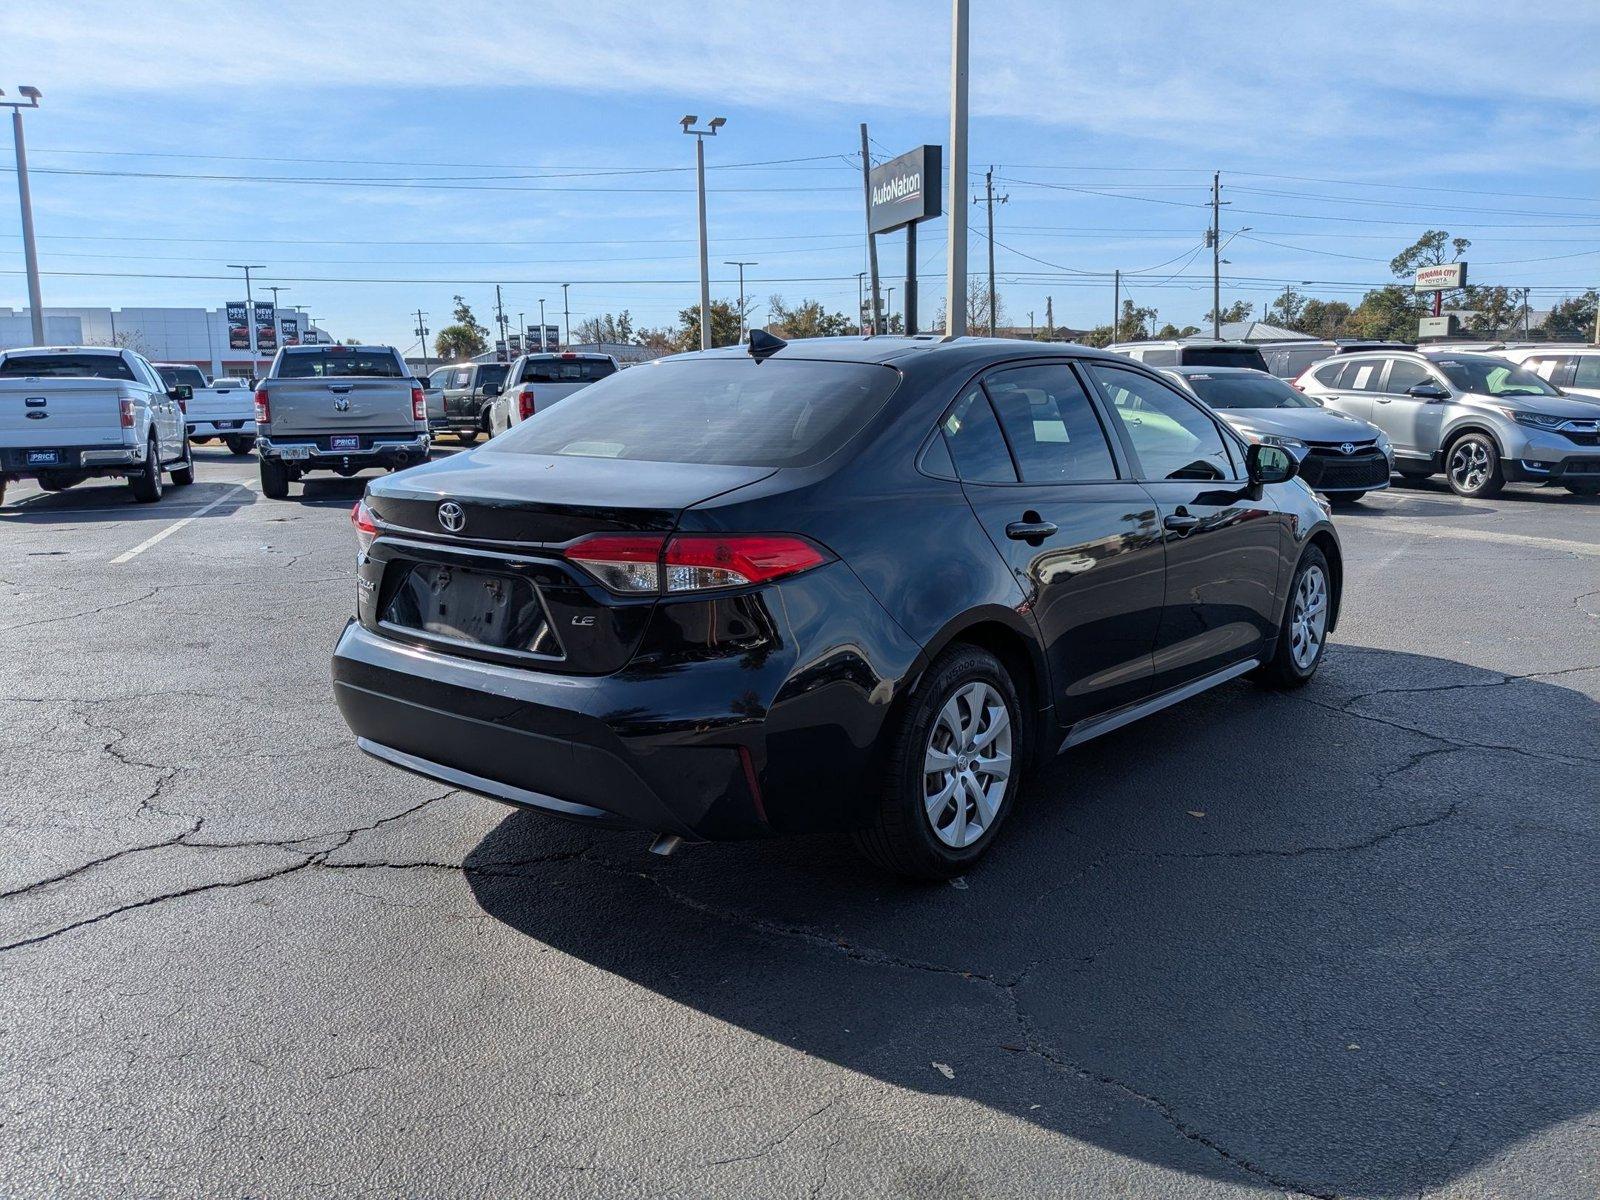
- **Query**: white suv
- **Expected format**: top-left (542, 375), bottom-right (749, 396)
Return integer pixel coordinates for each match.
top-left (1498, 346), bottom-right (1600, 404)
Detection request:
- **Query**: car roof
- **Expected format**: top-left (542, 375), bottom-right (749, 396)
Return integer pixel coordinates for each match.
top-left (680, 334), bottom-right (1133, 369)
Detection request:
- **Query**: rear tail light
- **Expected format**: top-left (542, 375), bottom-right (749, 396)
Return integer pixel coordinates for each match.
top-left (254, 388), bottom-right (270, 423)
top-left (176, 394), bottom-right (188, 413)
top-left (119, 399), bottom-right (135, 428)
top-left (564, 533), bottom-right (832, 595)
top-left (351, 498), bottom-right (378, 556)
top-left (411, 386), bottom-right (427, 421)
top-left (517, 388), bottom-right (536, 420)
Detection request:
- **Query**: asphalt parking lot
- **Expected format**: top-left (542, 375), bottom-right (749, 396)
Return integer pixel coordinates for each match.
top-left (2, 448), bottom-right (1595, 1199)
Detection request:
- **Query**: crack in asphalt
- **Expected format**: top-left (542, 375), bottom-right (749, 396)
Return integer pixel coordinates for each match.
top-left (1141, 802), bottom-right (1461, 861)
top-left (0, 587), bottom-right (159, 634)
top-left (698, 1099), bottom-right (838, 1168)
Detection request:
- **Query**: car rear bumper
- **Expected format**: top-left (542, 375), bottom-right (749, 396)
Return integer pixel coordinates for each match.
top-left (259, 433), bottom-right (429, 469)
top-left (187, 419), bottom-right (257, 437)
top-left (0, 442), bottom-right (142, 476)
top-left (331, 619), bottom-right (770, 840)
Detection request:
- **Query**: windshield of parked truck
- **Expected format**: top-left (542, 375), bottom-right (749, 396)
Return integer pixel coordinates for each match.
top-left (518, 357), bottom-right (617, 385)
top-left (1432, 355), bottom-right (1560, 397)
top-left (1183, 371), bottom-right (1317, 410)
top-left (0, 353), bottom-right (136, 380)
top-left (276, 348), bottom-right (405, 378)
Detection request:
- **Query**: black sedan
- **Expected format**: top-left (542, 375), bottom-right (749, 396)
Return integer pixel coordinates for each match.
top-left (332, 334), bottom-right (1340, 878)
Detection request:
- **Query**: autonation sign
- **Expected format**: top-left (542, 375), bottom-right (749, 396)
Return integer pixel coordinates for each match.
top-left (869, 145), bottom-right (942, 234)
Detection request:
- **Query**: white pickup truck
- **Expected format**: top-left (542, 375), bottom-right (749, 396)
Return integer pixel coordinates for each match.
top-left (494, 352), bottom-right (620, 433)
top-left (155, 363), bottom-right (256, 455)
top-left (0, 346), bottom-right (194, 507)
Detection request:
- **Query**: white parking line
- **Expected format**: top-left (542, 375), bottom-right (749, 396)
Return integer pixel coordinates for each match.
top-left (110, 484), bottom-right (254, 564)
top-left (1366, 521), bottom-right (1600, 558)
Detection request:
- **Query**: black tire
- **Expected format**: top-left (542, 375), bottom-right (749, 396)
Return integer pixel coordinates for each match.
top-left (259, 456), bottom-right (291, 500)
top-left (1564, 480), bottom-right (1600, 497)
top-left (854, 645), bottom-right (1024, 880)
top-left (170, 439), bottom-right (195, 486)
top-left (37, 473), bottom-right (76, 493)
top-left (128, 437), bottom-right (163, 503)
top-left (192, 436), bottom-right (215, 445)
top-left (1326, 491), bottom-right (1366, 507)
top-left (0, 479), bottom-right (5, 507)
top-left (1254, 545), bottom-right (1332, 690)
top-left (1444, 432), bottom-right (1504, 498)
top-left (458, 427), bottom-right (480, 445)
top-left (225, 436), bottom-right (253, 456)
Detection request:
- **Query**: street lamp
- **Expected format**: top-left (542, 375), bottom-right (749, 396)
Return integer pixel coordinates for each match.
top-left (1, 86), bottom-right (45, 344)
top-left (538, 298), bottom-right (546, 351)
top-left (724, 260), bottom-right (757, 341)
top-left (681, 115), bottom-right (727, 350)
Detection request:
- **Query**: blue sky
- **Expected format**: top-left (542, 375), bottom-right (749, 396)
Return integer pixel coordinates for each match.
top-left (4, 0), bottom-right (1600, 348)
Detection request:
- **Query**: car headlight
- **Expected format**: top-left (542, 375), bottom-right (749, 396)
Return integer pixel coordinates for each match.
top-left (1374, 430), bottom-right (1394, 459)
top-left (1256, 433), bottom-right (1308, 456)
top-left (1498, 408), bottom-right (1566, 430)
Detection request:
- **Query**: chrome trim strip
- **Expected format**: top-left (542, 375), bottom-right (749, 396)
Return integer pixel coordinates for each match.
top-left (357, 737), bottom-right (613, 821)
top-left (1060, 659), bottom-right (1260, 751)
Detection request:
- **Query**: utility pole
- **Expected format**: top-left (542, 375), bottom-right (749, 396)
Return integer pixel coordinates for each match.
top-left (1113, 270), bottom-right (1122, 341)
top-left (2, 87), bottom-right (45, 345)
top-left (681, 116), bottom-right (726, 350)
top-left (561, 283), bottom-right (571, 350)
top-left (1522, 288), bottom-right (1531, 338)
top-left (859, 123), bottom-right (883, 334)
top-left (945, 0), bottom-right (970, 338)
top-left (494, 284), bottom-right (508, 361)
top-left (1045, 295), bottom-right (1054, 340)
top-left (539, 298), bottom-right (547, 351)
top-left (725, 259), bottom-right (757, 341)
top-left (228, 264), bottom-right (265, 374)
top-left (518, 311), bottom-right (526, 354)
top-left (856, 272), bottom-right (867, 334)
top-left (414, 310), bottom-right (429, 372)
top-left (1210, 171), bottom-right (1222, 339)
top-left (887, 286), bottom-right (895, 328)
top-left (975, 166), bottom-right (1008, 337)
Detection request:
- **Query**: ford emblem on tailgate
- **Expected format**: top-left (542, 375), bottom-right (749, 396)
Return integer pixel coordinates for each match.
top-left (437, 500), bottom-right (466, 533)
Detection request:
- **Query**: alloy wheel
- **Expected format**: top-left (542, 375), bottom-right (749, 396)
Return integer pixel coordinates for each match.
top-left (923, 681), bottom-right (1012, 848)
top-left (1449, 440), bottom-right (1491, 493)
top-left (1290, 564), bottom-right (1329, 670)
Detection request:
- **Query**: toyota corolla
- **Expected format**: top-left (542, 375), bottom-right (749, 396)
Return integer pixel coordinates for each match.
top-left (331, 334), bottom-right (1340, 877)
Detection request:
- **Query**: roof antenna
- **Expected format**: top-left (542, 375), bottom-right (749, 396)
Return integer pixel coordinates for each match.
top-left (747, 328), bottom-right (786, 362)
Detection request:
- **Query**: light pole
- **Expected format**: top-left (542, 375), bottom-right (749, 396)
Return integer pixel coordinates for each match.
top-left (228, 264), bottom-right (266, 374)
top-left (856, 272), bottom-right (867, 334)
top-left (725, 259), bottom-right (757, 341)
top-left (681, 115), bottom-right (726, 350)
top-left (518, 311), bottom-right (526, 355)
top-left (539, 298), bottom-right (546, 351)
top-left (1, 87), bottom-right (45, 345)
top-left (945, 0), bottom-right (969, 337)
top-left (886, 286), bottom-right (895, 330)
top-left (561, 283), bottom-right (571, 350)
top-left (266, 285), bottom-right (289, 352)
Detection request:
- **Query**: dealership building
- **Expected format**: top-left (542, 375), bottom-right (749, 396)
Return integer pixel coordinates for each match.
top-left (0, 306), bottom-right (329, 378)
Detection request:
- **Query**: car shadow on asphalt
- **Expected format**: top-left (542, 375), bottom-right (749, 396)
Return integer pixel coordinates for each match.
top-left (0, 479), bottom-right (258, 523)
top-left (459, 645), bottom-right (1598, 1197)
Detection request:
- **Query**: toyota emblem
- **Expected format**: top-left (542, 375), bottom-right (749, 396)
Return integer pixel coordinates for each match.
top-left (437, 500), bottom-right (466, 533)
top-left (1340, 442), bottom-right (1356, 455)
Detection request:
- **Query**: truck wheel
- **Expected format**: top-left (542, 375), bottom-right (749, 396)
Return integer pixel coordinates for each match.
top-left (259, 457), bottom-right (291, 500)
top-left (170, 439), bottom-right (195, 486)
top-left (225, 436), bottom-right (253, 456)
top-left (1445, 433), bottom-right (1504, 498)
top-left (128, 437), bottom-right (163, 503)
top-left (38, 473), bottom-right (76, 493)
top-left (457, 427), bottom-right (480, 445)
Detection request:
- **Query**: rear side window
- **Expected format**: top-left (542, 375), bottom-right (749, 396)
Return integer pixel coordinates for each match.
top-left (1347, 361), bottom-right (1387, 392)
top-left (276, 349), bottom-right (404, 378)
top-left (983, 364), bottom-right (1117, 482)
top-left (520, 358), bottom-right (616, 384)
top-left (1086, 364), bottom-right (1238, 482)
top-left (1384, 359), bottom-right (1433, 394)
top-left (0, 353), bottom-right (135, 380)
top-left (476, 364), bottom-right (508, 389)
top-left (1138, 348), bottom-right (1177, 366)
top-left (1573, 357), bottom-right (1600, 388)
top-left (494, 356), bottom-right (899, 468)
top-left (1526, 355), bottom-right (1577, 386)
top-left (941, 386), bottom-right (1016, 483)
top-left (1310, 360), bottom-right (1349, 387)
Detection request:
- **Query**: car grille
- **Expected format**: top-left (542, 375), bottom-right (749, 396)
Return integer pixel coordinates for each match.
top-left (1298, 444), bottom-right (1390, 491)
top-left (1559, 430), bottom-right (1599, 446)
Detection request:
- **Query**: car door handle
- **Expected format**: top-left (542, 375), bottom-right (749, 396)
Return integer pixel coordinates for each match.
top-left (1163, 513), bottom-right (1202, 533)
top-left (1006, 520), bottom-right (1058, 541)
top-left (1375, 397), bottom-right (1392, 403)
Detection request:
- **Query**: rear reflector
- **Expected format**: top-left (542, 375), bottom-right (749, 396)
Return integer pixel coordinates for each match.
top-left (254, 388), bottom-right (270, 423)
top-left (564, 533), bottom-right (832, 595)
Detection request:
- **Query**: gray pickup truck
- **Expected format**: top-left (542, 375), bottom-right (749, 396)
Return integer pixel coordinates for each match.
top-left (254, 344), bottom-right (429, 499)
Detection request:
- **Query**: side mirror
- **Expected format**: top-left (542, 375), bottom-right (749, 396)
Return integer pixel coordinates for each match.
top-left (483, 383), bottom-right (502, 397)
top-left (1246, 442), bottom-right (1299, 486)
top-left (1407, 382), bottom-right (1449, 401)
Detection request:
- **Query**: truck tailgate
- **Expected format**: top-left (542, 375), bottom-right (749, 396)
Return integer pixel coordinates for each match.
top-left (264, 379), bottom-right (413, 433)
top-left (190, 383), bottom-right (253, 424)
top-left (0, 379), bottom-right (127, 448)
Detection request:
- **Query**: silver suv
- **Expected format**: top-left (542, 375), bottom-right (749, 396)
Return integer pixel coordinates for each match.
top-left (1296, 350), bottom-right (1600, 498)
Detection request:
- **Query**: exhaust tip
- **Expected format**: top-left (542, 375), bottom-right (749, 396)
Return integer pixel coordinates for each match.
top-left (648, 833), bottom-right (683, 857)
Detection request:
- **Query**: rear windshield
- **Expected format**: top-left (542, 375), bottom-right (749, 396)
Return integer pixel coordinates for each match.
top-left (157, 366), bottom-right (208, 389)
top-left (1178, 346), bottom-right (1269, 371)
top-left (276, 349), bottom-right (403, 378)
top-left (494, 357), bottom-right (900, 467)
top-left (518, 358), bottom-right (617, 385)
top-left (0, 353), bottom-right (135, 380)
top-left (475, 364), bottom-right (508, 388)
top-left (1431, 355), bottom-right (1560, 397)
top-left (1183, 372), bottom-right (1317, 410)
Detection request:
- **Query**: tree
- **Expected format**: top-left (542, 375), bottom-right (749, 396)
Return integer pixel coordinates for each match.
top-left (1347, 285), bottom-right (1421, 341)
top-left (766, 295), bottom-right (852, 339)
top-left (574, 310), bottom-right (636, 346)
top-left (1114, 298), bottom-right (1157, 342)
top-left (675, 300), bottom-right (742, 351)
top-left (1464, 285), bottom-right (1522, 336)
top-left (1266, 287), bottom-right (1307, 329)
top-left (1389, 230), bottom-right (1470, 280)
top-left (435, 293), bottom-right (490, 359)
top-left (1153, 322), bottom-right (1201, 339)
top-left (1544, 290), bottom-right (1599, 341)
top-left (967, 276), bottom-right (1004, 333)
top-left (1297, 299), bottom-right (1353, 339)
top-left (1203, 299), bottom-right (1253, 327)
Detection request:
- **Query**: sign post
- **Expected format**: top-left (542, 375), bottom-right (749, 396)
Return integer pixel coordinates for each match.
top-left (869, 144), bottom-right (942, 335)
